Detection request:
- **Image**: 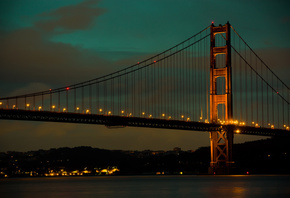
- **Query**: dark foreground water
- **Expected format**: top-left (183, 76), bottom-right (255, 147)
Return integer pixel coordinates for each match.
top-left (1, 175), bottom-right (290, 198)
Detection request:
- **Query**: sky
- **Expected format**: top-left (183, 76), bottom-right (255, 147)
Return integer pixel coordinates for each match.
top-left (0, 0), bottom-right (290, 152)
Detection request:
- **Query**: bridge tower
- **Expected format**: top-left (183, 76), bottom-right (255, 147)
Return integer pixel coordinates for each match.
top-left (209, 22), bottom-right (234, 174)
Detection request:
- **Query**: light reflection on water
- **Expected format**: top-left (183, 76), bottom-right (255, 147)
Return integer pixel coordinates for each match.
top-left (0, 175), bottom-right (290, 198)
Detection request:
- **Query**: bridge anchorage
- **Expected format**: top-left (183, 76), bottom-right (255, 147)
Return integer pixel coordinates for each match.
top-left (0, 21), bottom-right (290, 174)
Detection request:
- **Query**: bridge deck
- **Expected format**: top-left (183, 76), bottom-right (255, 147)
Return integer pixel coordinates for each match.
top-left (0, 109), bottom-right (289, 137)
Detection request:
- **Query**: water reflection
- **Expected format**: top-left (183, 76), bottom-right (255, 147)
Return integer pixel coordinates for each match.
top-left (0, 175), bottom-right (290, 198)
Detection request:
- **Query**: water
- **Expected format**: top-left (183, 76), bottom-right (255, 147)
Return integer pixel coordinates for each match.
top-left (1, 175), bottom-right (290, 198)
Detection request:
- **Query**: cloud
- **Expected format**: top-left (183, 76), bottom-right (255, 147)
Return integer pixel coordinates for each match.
top-left (254, 47), bottom-right (290, 85)
top-left (0, 27), bottom-right (114, 91)
top-left (0, 0), bottom-right (110, 93)
top-left (34, 0), bottom-right (106, 33)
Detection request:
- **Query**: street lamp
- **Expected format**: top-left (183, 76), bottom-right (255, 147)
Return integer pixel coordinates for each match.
top-left (38, 106), bottom-right (42, 111)
top-left (52, 105), bottom-right (56, 111)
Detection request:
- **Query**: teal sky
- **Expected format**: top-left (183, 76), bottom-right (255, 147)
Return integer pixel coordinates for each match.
top-left (0, 0), bottom-right (290, 152)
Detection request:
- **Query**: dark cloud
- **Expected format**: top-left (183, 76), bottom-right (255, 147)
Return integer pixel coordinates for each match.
top-left (35, 0), bottom-right (106, 33)
top-left (255, 48), bottom-right (290, 85)
top-left (0, 28), bottom-right (113, 89)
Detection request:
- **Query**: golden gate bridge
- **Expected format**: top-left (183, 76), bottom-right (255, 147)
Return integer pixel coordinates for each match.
top-left (0, 22), bottom-right (289, 174)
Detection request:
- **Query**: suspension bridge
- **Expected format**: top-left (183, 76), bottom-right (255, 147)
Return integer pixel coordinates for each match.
top-left (0, 22), bottom-right (289, 174)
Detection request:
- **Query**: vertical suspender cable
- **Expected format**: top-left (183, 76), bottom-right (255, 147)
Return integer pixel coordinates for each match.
top-left (74, 88), bottom-right (76, 113)
top-left (58, 91), bottom-right (60, 112)
top-left (82, 85), bottom-right (84, 113)
top-left (261, 61), bottom-right (264, 127)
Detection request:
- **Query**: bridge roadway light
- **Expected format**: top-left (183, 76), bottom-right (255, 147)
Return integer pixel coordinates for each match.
top-left (187, 117), bottom-right (190, 121)
top-left (63, 108), bottom-right (66, 112)
top-left (86, 109), bottom-right (90, 114)
top-left (99, 108), bottom-right (103, 113)
top-left (108, 111), bottom-right (111, 115)
top-left (13, 105), bottom-right (16, 109)
top-left (52, 105), bottom-right (56, 111)
top-left (149, 114), bottom-right (152, 118)
top-left (271, 125), bottom-right (274, 129)
top-left (121, 110), bottom-right (124, 116)
top-left (76, 107), bottom-right (80, 112)
top-left (181, 115), bottom-right (184, 120)
top-left (162, 113), bottom-right (165, 119)
top-left (26, 104), bottom-right (30, 110)
top-left (38, 106), bottom-right (42, 111)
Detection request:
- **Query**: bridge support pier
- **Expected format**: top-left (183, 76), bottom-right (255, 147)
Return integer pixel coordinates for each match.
top-left (209, 22), bottom-right (234, 174)
top-left (209, 129), bottom-right (234, 174)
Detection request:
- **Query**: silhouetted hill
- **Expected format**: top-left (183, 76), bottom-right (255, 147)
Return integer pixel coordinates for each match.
top-left (0, 137), bottom-right (289, 177)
